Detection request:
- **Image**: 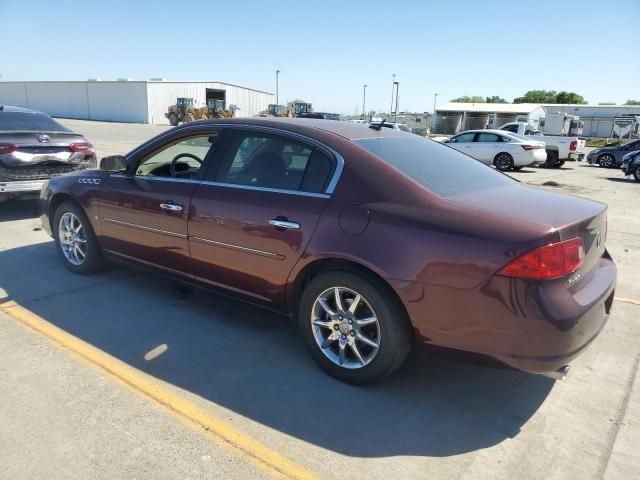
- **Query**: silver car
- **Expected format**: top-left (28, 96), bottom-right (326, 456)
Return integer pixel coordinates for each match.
top-left (0, 106), bottom-right (96, 201)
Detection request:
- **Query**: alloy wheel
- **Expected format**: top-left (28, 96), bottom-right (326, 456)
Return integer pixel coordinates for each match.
top-left (58, 212), bottom-right (87, 266)
top-left (495, 154), bottom-right (512, 170)
top-left (600, 154), bottom-right (614, 168)
top-left (310, 286), bottom-right (381, 369)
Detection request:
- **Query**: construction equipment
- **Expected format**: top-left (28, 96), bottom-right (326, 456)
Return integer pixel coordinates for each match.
top-left (268, 104), bottom-right (289, 117)
top-left (207, 100), bottom-right (239, 119)
top-left (165, 98), bottom-right (208, 126)
top-left (289, 101), bottom-right (312, 117)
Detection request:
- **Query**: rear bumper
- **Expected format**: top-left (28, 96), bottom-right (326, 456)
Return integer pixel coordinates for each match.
top-left (392, 254), bottom-right (617, 375)
top-left (568, 152), bottom-right (584, 161)
top-left (0, 179), bottom-right (46, 193)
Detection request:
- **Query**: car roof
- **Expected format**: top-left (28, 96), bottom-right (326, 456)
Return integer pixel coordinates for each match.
top-left (0, 105), bottom-right (46, 114)
top-left (178, 117), bottom-right (407, 141)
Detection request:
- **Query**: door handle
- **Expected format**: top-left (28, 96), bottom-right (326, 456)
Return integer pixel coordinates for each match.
top-left (160, 202), bottom-right (183, 212)
top-left (269, 219), bottom-right (300, 230)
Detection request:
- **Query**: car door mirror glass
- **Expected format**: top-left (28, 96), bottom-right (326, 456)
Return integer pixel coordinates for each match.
top-left (100, 155), bottom-right (127, 173)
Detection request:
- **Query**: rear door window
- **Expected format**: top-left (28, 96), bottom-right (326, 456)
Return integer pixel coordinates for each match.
top-left (355, 136), bottom-right (514, 197)
top-left (475, 133), bottom-right (501, 142)
top-left (212, 131), bottom-right (335, 194)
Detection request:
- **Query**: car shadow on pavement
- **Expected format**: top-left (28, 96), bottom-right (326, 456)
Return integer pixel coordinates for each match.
top-left (0, 242), bottom-right (554, 458)
top-left (0, 199), bottom-right (40, 222)
top-left (606, 177), bottom-right (635, 183)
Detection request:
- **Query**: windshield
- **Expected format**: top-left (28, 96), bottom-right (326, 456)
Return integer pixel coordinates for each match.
top-left (0, 112), bottom-right (71, 132)
top-left (354, 136), bottom-right (515, 197)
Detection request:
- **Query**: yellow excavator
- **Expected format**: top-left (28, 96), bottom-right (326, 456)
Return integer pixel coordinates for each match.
top-left (165, 98), bottom-right (238, 125)
top-left (257, 100), bottom-right (312, 118)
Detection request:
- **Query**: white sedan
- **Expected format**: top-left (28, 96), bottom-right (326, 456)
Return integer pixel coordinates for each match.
top-left (443, 130), bottom-right (546, 171)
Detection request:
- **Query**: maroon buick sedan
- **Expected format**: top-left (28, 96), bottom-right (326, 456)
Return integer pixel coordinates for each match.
top-left (40, 118), bottom-right (616, 384)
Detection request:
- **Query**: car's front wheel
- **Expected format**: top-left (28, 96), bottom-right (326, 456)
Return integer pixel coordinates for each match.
top-left (299, 270), bottom-right (412, 384)
top-left (634, 165), bottom-right (640, 182)
top-left (599, 154), bottom-right (615, 168)
top-left (494, 153), bottom-right (514, 171)
top-left (53, 201), bottom-right (105, 274)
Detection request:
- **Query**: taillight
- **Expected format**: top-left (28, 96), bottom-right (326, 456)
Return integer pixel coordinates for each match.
top-left (497, 237), bottom-right (585, 280)
top-left (68, 142), bottom-right (94, 153)
top-left (0, 143), bottom-right (18, 154)
top-left (521, 144), bottom-right (544, 151)
top-left (569, 140), bottom-right (577, 151)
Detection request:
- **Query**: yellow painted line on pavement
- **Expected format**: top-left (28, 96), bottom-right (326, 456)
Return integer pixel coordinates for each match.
top-left (0, 300), bottom-right (319, 480)
top-left (615, 296), bottom-right (640, 306)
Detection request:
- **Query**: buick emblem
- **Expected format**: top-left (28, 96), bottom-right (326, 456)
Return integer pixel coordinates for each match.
top-left (37, 134), bottom-right (51, 143)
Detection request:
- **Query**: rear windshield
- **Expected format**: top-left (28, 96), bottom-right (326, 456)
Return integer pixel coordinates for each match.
top-left (0, 112), bottom-right (70, 132)
top-left (354, 136), bottom-right (514, 197)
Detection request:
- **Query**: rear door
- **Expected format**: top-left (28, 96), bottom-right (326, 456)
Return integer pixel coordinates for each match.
top-left (188, 128), bottom-right (338, 304)
top-left (99, 129), bottom-right (221, 273)
top-left (473, 132), bottom-right (505, 164)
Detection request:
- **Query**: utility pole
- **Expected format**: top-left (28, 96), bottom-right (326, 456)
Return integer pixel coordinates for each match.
top-left (362, 84), bottom-right (367, 121)
top-left (433, 92), bottom-right (438, 114)
top-left (390, 73), bottom-right (396, 118)
top-left (276, 70), bottom-right (280, 106)
top-left (394, 81), bottom-right (399, 123)
top-left (433, 92), bottom-right (438, 132)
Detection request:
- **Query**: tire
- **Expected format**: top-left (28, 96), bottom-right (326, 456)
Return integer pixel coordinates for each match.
top-left (599, 154), bottom-right (615, 168)
top-left (53, 201), bottom-right (106, 274)
top-left (558, 160), bottom-right (565, 167)
top-left (634, 165), bottom-right (640, 182)
top-left (168, 112), bottom-right (179, 126)
top-left (493, 153), bottom-right (514, 171)
top-left (298, 269), bottom-right (412, 384)
top-left (544, 149), bottom-right (560, 168)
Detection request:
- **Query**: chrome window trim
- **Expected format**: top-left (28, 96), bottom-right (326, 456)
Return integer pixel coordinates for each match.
top-left (103, 217), bottom-right (186, 239)
top-left (124, 123), bottom-right (344, 195)
top-left (191, 236), bottom-right (284, 259)
top-left (109, 173), bottom-right (199, 184)
top-left (200, 181), bottom-right (330, 198)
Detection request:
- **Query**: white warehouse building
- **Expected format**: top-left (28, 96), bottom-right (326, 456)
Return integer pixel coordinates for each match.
top-left (434, 102), bottom-right (640, 138)
top-left (0, 80), bottom-right (274, 125)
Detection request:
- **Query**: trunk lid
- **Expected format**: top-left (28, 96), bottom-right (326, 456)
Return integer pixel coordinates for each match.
top-left (0, 131), bottom-right (87, 165)
top-left (447, 183), bottom-right (607, 276)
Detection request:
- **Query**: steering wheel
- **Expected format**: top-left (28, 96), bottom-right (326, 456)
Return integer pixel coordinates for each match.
top-left (170, 153), bottom-right (202, 178)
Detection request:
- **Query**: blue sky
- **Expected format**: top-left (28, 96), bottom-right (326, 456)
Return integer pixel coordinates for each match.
top-left (1, 0), bottom-right (638, 114)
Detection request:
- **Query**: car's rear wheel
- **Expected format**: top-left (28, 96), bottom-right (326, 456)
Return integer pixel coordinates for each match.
top-left (543, 149), bottom-right (560, 168)
top-left (298, 270), bottom-right (412, 384)
top-left (634, 165), bottom-right (640, 182)
top-left (599, 154), bottom-right (615, 168)
top-left (53, 201), bottom-right (105, 274)
top-left (494, 153), bottom-right (514, 171)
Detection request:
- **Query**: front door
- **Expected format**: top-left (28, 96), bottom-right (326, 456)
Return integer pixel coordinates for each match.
top-left (100, 132), bottom-right (219, 272)
top-left (189, 129), bottom-right (337, 304)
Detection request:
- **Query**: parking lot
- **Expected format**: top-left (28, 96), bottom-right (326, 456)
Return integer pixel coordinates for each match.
top-left (1, 119), bottom-right (639, 479)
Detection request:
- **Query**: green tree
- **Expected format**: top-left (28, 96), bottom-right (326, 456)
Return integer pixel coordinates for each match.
top-left (555, 91), bottom-right (587, 104)
top-left (513, 90), bottom-right (558, 103)
top-left (485, 96), bottom-right (507, 103)
top-left (451, 95), bottom-right (486, 103)
top-left (624, 99), bottom-right (640, 105)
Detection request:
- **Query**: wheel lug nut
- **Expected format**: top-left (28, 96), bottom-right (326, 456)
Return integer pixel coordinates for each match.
top-left (338, 316), bottom-right (343, 320)
top-left (350, 331), bottom-right (355, 336)
top-left (341, 334), bottom-right (346, 339)
top-left (348, 319), bottom-right (353, 324)
top-left (333, 325), bottom-right (339, 330)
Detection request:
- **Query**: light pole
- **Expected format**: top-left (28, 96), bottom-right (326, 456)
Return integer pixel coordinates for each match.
top-left (276, 70), bottom-right (280, 106)
top-left (433, 92), bottom-right (438, 133)
top-left (362, 84), bottom-right (367, 121)
top-left (394, 81), bottom-right (399, 123)
top-left (390, 73), bottom-right (396, 118)
top-left (433, 92), bottom-right (438, 114)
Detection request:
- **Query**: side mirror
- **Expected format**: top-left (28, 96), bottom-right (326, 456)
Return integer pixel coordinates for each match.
top-left (100, 155), bottom-right (127, 173)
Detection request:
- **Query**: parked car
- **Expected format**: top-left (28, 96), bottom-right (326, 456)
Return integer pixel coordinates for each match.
top-left (621, 150), bottom-right (640, 181)
top-left (0, 105), bottom-right (96, 202)
top-left (443, 129), bottom-right (546, 171)
top-left (587, 139), bottom-right (640, 168)
top-left (297, 112), bottom-right (342, 121)
top-left (499, 122), bottom-right (586, 167)
top-left (369, 122), bottom-right (412, 133)
top-left (40, 118), bottom-right (616, 384)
